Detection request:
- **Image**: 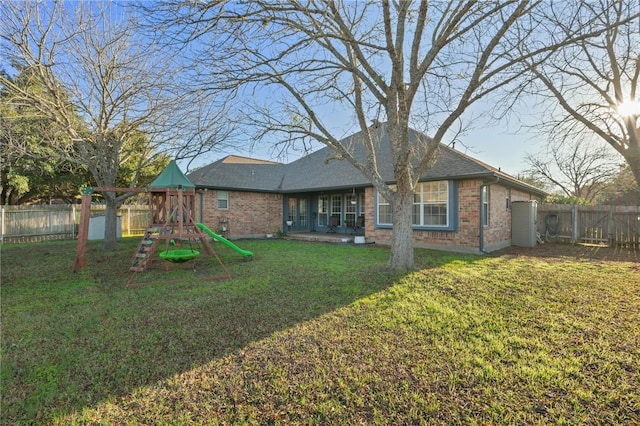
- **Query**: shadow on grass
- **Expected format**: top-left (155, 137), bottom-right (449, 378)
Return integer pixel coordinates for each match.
top-left (1, 237), bottom-right (470, 424)
top-left (491, 241), bottom-right (640, 264)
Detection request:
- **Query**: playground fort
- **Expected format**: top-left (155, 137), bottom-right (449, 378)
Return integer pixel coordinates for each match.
top-left (72, 160), bottom-right (253, 287)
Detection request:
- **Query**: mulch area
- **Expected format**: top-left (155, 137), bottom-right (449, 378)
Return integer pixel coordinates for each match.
top-left (494, 242), bottom-right (640, 264)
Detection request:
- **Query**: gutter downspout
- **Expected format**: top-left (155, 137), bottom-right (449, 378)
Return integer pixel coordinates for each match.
top-left (479, 176), bottom-right (500, 254)
top-left (198, 189), bottom-right (205, 223)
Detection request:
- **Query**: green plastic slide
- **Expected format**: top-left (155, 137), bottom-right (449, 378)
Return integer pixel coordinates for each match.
top-left (196, 223), bottom-right (254, 257)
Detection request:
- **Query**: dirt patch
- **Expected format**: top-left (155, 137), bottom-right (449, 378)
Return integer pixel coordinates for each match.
top-left (494, 242), bottom-right (640, 264)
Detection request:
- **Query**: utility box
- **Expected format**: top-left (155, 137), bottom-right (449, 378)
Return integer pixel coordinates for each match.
top-left (511, 201), bottom-right (538, 248)
top-left (88, 215), bottom-right (122, 240)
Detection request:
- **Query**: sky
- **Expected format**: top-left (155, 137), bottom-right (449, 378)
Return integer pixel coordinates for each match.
top-left (185, 97), bottom-right (545, 178)
top-left (2, 0), bottom-right (618, 182)
top-left (167, 2), bottom-right (553, 178)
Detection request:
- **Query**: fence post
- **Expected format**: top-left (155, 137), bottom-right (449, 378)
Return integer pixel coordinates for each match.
top-left (1, 205), bottom-right (4, 244)
top-left (608, 205), bottom-right (615, 246)
top-left (71, 205), bottom-right (76, 239)
top-left (127, 205), bottom-right (131, 237)
top-left (571, 204), bottom-right (578, 244)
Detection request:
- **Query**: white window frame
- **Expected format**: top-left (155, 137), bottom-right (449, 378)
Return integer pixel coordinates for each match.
top-left (217, 190), bottom-right (229, 210)
top-left (414, 181), bottom-right (449, 227)
top-left (318, 195), bottom-right (329, 227)
top-left (482, 186), bottom-right (489, 227)
top-left (376, 182), bottom-right (451, 228)
top-left (376, 186), bottom-right (394, 225)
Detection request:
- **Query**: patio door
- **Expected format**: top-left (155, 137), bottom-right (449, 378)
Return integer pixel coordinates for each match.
top-left (345, 193), bottom-right (357, 227)
top-left (318, 195), bottom-right (329, 228)
top-left (297, 199), bottom-right (308, 228)
top-left (288, 197), bottom-right (309, 230)
top-left (331, 195), bottom-right (342, 229)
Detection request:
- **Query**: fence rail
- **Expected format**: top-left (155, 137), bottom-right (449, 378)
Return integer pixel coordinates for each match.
top-left (1, 204), bottom-right (149, 243)
top-left (538, 204), bottom-right (640, 247)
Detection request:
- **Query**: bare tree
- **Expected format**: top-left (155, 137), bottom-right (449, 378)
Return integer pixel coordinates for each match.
top-left (152, 0), bottom-right (632, 269)
top-left (524, 137), bottom-right (620, 203)
top-left (522, 0), bottom-right (640, 187)
top-left (0, 1), bottom-right (235, 249)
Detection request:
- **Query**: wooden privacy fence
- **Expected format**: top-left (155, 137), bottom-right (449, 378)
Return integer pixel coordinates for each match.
top-left (537, 204), bottom-right (640, 247)
top-left (1, 204), bottom-right (149, 243)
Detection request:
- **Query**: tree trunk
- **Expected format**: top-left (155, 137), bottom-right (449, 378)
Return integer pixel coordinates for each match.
top-left (387, 187), bottom-right (415, 271)
top-left (627, 132), bottom-right (640, 188)
top-left (103, 194), bottom-right (119, 251)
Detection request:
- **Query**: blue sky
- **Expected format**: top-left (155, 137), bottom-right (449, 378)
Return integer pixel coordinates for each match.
top-left (0, 0), bottom-right (552, 178)
top-left (186, 95), bottom-right (545, 178)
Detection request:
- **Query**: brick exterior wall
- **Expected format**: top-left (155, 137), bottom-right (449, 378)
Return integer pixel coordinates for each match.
top-left (199, 190), bottom-right (283, 239)
top-left (364, 180), bottom-right (541, 253)
top-left (199, 181), bottom-right (540, 252)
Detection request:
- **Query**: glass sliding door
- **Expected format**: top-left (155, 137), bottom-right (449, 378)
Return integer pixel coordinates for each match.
top-left (298, 198), bottom-right (308, 228)
top-left (288, 198), bottom-right (297, 226)
top-left (345, 193), bottom-right (357, 227)
top-left (330, 195), bottom-right (342, 228)
top-left (318, 195), bottom-right (329, 228)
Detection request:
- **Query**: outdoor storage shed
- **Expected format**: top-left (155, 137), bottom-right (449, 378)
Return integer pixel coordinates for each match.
top-left (88, 215), bottom-right (122, 240)
top-left (511, 200), bottom-right (538, 248)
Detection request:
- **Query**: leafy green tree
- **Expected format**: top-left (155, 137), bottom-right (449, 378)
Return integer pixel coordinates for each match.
top-left (0, 68), bottom-right (89, 204)
top-left (1, 1), bottom-right (234, 249)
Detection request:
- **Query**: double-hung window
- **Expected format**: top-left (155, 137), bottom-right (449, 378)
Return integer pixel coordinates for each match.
top-left (481, 186), bottom-right (489, 226)
top-left (413, 181), bottom-right (448, 227)
top-left (376, 181), bottom-right (454, 230)
top-left (217, 190), bottom-right (229, 210)
top-left (376, 185), bottom-right (395, 225)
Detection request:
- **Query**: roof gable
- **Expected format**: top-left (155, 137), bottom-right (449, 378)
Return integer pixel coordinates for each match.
top-left (187, 155), bottom-right (285, 192)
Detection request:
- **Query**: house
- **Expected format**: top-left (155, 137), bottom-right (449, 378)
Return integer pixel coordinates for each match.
top-left (187, 123), bottom-right (547, 253)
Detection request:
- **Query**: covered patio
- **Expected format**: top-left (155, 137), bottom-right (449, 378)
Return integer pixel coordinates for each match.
top-left (287, 231), bottom-right (369, 244)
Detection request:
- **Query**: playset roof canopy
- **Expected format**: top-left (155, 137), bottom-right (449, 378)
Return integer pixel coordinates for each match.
top-left (149, 160), bottom-right (195, 189)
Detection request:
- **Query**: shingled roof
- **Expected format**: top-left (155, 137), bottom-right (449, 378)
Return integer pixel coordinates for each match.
top-left (187, 123), bottom-right (546, 197)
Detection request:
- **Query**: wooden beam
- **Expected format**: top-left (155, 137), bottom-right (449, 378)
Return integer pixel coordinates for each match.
top-left (92, 187), bottom-right (148, 193)
top-left (72, 193), bottom-right (92, 272)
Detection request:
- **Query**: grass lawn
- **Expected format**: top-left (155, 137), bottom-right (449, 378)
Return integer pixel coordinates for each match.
top-left (1, 237), bottom-right (639, 425)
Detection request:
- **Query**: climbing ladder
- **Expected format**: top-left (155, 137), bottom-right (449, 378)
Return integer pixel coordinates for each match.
top-left (129, 225), bottom-right (165, 273)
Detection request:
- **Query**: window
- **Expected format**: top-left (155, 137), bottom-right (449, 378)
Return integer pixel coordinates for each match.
top-left (377, 191), bottom-right (393, 225)
top-left (413, 181), bottom-right (448, 227)
top-left (481, 186), bottom-right (489, 226)
top-left (376, 181), bottom-right (455, 230)
top-left (217, 190), bottom-right (229, 210)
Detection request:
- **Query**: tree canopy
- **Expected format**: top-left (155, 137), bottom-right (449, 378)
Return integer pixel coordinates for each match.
top-left (1, 1), bottom-right (235, 248)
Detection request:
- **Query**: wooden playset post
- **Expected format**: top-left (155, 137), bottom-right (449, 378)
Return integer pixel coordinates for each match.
top-left (72, 187), bottom-right (93, 272)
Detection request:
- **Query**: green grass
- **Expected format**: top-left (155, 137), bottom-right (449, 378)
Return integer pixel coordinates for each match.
top-left (1, 238), bottom-right (639, 424)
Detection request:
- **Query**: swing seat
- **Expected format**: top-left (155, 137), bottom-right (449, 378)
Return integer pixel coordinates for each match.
top-left (159, 249), bottom-right (200, 263)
